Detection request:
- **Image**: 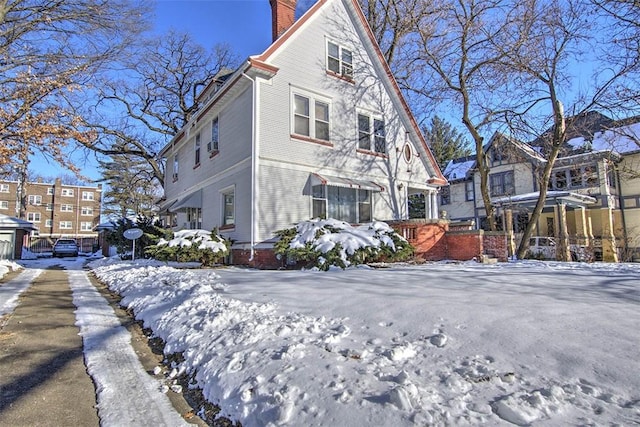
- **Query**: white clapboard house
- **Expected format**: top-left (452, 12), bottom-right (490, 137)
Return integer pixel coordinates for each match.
top-left (159, 0), bottom-right (446, 266)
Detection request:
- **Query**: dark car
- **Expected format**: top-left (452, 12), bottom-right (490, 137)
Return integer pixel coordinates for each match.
top-left (52, 239), bottom-right (79, 257)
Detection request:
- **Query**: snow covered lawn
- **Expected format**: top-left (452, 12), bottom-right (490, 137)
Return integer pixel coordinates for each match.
top-left (89, 259), bottom-right (640, 426)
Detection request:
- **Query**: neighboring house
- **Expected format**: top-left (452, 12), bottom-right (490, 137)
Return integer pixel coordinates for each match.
top-left (442, 112), bottom-right (640, 262)
top-left (0, 214), bottom-right (36, 260)
top-left (159, 0), bottom-right (445, 266)
top-left (0, 178), bottom-right (102, 252)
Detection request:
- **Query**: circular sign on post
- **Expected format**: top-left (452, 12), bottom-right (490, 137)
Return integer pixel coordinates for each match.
top-left (123, 228), bottom-right (143, 261)
top-left (123, 228), bottom-right (143, 240)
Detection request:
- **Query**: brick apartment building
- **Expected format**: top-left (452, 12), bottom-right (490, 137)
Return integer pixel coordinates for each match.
top-left (0, 178), bottom-right (102, 252)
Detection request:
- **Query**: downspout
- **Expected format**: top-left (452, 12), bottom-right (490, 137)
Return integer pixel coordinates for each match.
top-left (242, 72), bottom-right (258, 261)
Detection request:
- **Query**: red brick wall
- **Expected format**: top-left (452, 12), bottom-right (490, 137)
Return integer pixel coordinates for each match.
top-left (389, 220), bottom-right (508, 262)
top-left (446, 230), bottom-right (483, 261)
top-left (232, 248), bottom-right (282, 269)
top-left (482, 232), bottom-right (509, 262)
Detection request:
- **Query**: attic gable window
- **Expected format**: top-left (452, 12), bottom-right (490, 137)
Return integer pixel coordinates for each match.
top-left (327, 40), bottom-right (353, 80)
top-left (292, 91), bottom-right (331, 143)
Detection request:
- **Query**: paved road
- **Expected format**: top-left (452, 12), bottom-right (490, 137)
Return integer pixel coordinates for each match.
top-left (0, 261), bottom-right (206, 427)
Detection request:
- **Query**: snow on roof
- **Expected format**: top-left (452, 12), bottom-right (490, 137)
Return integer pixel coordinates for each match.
top-left (0, 213), bottom-right (36, 230)
top-left (443, 159), bottom-right (475, 180)
top-left (567, 121), bottom-right (640, 154)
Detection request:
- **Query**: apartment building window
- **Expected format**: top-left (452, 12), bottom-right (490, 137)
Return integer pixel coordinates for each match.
top-left (0, 184), bottom-right (8, 193)
top-left (465, 181), bottom-right (474, 201)
top-left (28, 195), bottom-right (42, 205)
top-left (222, 190), bottom-right (234, 227)
top-left (45, 219), bottom-right (53, 228)
top-left (194, 133), bottom-right (201, 166)
top-left (46, 203), bottom-right (53, 211)
top-left (81, 206), bottom-right (93, 216)
top-left (327, 40), bottom-right (353, 79)
top-left (61, 204), bottom-right (73, 212)
top-left (292, 92), bottom-right (330, 142)
top-left (440, 186), bottom-right (451, 205)
top-left (312, 185), bottom-right (372, 223)
top-left (81, 222), bottom-right (93, 231)
top-left (173, 154), bottom-right (179, 181)
top-left (82, 191), bottom-right (94, 201)
top-left (60, 221), bottom-right (72, 229)
top-left (358, 113), bottom-right (386, 154)
top-left (61, 189), bottom-right (74, 197)
top-left (490, 171), bottom-right (515, 196)
top-left (27, 212), bottom-right (41, 222)
top-left (0, 201), bottom-right (8, 210)
top-left (209, 117), bottom-right (219, 152)
top-left (47, 187), bottom-right (54, 195)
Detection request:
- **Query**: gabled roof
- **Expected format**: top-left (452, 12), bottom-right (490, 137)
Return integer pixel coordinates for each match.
top-left (162, 0), bottom-right (446, 185)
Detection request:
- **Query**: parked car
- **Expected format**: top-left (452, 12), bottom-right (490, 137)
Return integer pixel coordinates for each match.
top-left (527, 236), bottom-right (591, 261)
top-left (52, 239), bottom-right (79, 258)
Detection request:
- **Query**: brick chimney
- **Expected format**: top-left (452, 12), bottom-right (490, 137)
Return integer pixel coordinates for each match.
top-left (269, 0), bottom-right (297, 41)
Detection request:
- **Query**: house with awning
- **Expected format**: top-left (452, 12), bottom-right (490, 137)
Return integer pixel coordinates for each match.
top-left (158, 0), bottom-right (445, 266)
top-left (441, 113), bottom-right (640, 262)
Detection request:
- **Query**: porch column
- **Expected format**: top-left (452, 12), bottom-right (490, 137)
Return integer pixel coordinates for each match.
top-left (556, 202), bottom-right (571, 262)
top-left (431, 191), bottom-right (439, 219)
top-left (600, 207), bottom-right (618, 262)
top-left (574, 207), bottom-right (589, 247)
top-left (424, 191), bottom-right (431, 220)
top-left (505, 209), bottom-right (516, 258)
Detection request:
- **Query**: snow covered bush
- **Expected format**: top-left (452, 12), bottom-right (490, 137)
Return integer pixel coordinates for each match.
top-left (145, 229), bottom-right (231, 266)
top-left (274, 219), bottom-right (413, 270)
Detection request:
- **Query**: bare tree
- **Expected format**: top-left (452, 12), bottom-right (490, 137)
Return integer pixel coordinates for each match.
top-left (76, 31), bottom-right (240, 187)
top-left (500, 0), bottom-right (606, 260)
top-left (408, 0), bottom-right (529, 230)
top-left (0, 0), bottom-right (150, 173)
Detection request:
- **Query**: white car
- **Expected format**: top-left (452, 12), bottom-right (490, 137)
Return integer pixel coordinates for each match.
top-left (52, 239), bottom-right (79, 258)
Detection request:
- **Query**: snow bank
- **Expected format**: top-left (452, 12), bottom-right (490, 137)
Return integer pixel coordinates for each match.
top-left (0, 259), bottom-right (22, 280)
top-left (89, 259), bottom-right (640, 426)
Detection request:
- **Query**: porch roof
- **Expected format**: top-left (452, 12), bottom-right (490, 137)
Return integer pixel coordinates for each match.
top-left (492, 191), bottom-right (597, 209)
top-left (170, 189), bottom-right (202, 212)
top-left (311, 173), bottom-right (385, 192)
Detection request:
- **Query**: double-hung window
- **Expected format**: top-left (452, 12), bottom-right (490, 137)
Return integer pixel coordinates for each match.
top-left (209, 117), bottom-right (219, 152)
top-left (82, 191), bottom-right (94, 201)
top-left (327, 41), bottom-right (353, 79)
top-left (357, 113), bottom-right (386, 154)
top-left (27, 212), bottom-right (41, 222)
top-left (28, 195), bottom-right (42, 205)
top-left (194, 133), bottom-right (201, 166)
top-left (222, 190), bottom-right (235, 227)
top-left (173, 154), bottom-right (179, 181)
top-left (61, 204), bottom-right (73, 212)
top-left (292, 91), bottom-right (331, 142)
top-left (312, 185), bottom-right (372, 223)
top-left (0, 184), bottom-right (8, 193)
top-left (0, 201), bottom-right (8, 210)
top-left (81, 206), bottom-right (93, 216)
top-left (62, 189), bottom-right (74, 197)
top-left (465, 181), bottom-right (474, 201)
top-left (440, 186), bottom-right (451, 205)
top-left (490, 171), bottom-right (515, 196)
top-left (60, 221), bottom-right (72, 229)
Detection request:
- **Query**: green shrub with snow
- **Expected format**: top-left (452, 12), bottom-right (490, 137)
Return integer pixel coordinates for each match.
top-left (145, 229), bottom-right (231, 266)
top-left (274, 219), bottom-right (413, 270)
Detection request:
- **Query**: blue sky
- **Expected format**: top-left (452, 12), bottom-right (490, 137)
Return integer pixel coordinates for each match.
top-left (32, 0), bottom-right (293, 182)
